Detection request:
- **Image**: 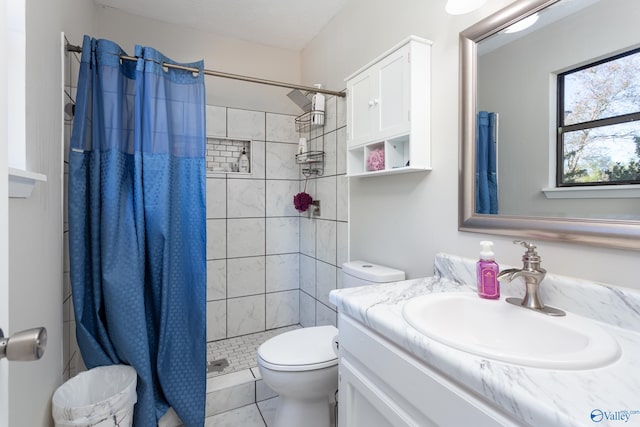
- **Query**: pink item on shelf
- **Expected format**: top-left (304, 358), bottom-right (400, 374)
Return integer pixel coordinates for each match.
top-left (367, 148), bottom-right (385, 171)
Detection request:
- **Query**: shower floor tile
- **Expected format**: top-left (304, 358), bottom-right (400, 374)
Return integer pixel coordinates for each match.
top-left (206, 325), bottom-right (301, 378)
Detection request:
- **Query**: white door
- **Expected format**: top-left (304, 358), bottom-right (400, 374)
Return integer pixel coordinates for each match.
top-left (1, 6), bottom-right (59, 426)
top-left (0, 137), bottom-right (8, 427)
top-left (0, 1), bottom-right (11, 424)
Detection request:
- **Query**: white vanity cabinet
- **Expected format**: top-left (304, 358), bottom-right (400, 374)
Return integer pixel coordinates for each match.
top-left (345, 36), bottom-right (431, 177)
top-left (337, 314), bottom-right (519, 427)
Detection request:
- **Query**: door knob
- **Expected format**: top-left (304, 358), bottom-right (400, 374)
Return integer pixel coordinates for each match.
top-left (0, 327), bottom-right (47, 361)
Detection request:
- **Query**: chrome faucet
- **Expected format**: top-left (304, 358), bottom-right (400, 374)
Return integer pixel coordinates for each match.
top-left (497, 240), bottom-right (565, 316)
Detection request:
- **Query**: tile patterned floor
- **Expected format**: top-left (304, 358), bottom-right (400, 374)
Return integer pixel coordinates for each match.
top-left (205, 398), bottom-right (279, 427)
top-left (206, 325), bottom-right (301, 377)
top-left (206, 396), bottom-right (338, 427)
top-left (202, 326), bottom-right (299, 425)
top-left (163, 326), bottom-right (304, 426)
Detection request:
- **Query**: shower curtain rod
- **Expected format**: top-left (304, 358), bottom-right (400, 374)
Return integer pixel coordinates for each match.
top-left (66, 43), bottom-right (346, 97)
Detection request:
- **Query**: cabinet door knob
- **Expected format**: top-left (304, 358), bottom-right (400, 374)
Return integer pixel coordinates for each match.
top-left (373, 98), bottom-right (379, 105)
top-left (368, 100), bottom-right (375, 107)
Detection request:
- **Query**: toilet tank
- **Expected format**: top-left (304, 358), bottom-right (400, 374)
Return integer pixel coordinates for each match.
top-left (342, 261), bottom-right (406, 288)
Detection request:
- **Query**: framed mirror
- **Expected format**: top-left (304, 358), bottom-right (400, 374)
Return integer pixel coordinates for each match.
top-left (459, 0), bottom-right (640, 250)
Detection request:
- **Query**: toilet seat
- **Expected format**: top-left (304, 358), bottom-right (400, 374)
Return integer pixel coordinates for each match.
top-left (257, 326), bottom-right (338, 372)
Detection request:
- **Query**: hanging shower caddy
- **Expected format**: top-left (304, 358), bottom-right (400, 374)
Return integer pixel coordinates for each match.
top-left (295, 110), bottom-right (325, 177)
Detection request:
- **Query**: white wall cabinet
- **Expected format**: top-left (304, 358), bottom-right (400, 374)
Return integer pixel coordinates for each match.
top-left (345, 36), bottom-right (431, 177)
top-left (337, 314), bottom-right (520, 427)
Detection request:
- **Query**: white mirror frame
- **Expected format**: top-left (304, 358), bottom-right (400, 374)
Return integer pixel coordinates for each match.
top-left (458, 0), bottom-right (640, 251)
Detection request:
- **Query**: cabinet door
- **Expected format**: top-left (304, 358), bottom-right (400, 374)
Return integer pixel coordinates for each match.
top-left (377, 44), bottom-right (410, 139)
top-left (339, 358), bottom-right (421, 427)
top-left (347, 70), bottom-right (376, 148)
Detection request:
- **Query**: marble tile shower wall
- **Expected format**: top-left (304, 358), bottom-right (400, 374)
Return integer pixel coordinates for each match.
top-left (205, 106), bottom-right (303, 341)
top-left (298, 96), bottom-right (348, 328)
top-left (63, 40), bottom-right (84, 380)
top-left (206, 97), bottom-right (348, 339)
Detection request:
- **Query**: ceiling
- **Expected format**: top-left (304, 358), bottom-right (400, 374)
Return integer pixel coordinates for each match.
top-left (478, 0), bottom-right (600, 56)
top-left (93, 0), bottom-right (347, 51)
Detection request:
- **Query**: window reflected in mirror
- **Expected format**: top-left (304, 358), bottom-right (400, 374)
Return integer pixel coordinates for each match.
top-left (558, 48), bottom-right (640, 186)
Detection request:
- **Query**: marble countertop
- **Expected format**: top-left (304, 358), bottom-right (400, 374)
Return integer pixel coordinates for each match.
top-left (329, 254), bottom-right (640, 427)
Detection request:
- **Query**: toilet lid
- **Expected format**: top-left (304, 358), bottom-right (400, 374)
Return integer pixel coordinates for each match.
top-left (257, 326), bottom-right (338, 372)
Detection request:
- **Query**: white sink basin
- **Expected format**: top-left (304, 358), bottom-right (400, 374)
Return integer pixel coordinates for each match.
top-left (402, 292), bottom-right (621, 370)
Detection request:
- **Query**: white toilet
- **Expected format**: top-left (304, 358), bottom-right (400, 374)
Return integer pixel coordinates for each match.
top-left (257, 261), bottom-right (405, 427)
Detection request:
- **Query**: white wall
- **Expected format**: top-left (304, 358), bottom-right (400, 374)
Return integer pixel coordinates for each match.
top-left (6, 0), bottom-right (26, 170)
top-left (8, 0), bottom-right (95, 426)
top-left (93, 5), bottom-right (303, 115)
top-left (301, 0), bottom-right (640, 291)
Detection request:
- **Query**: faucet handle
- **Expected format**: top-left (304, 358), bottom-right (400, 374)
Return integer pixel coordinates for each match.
top-left (513, 240), bottom-right (542, 265)
top-left (513, 240), bottom-right (536, 252)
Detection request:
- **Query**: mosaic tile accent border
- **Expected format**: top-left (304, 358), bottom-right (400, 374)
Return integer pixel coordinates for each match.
top-left (206, 137), bottom-right (251, 173)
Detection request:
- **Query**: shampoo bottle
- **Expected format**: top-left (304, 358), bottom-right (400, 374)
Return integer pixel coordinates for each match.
top-left (477, 241), bottom-right (500, 299)
top-left (311, 84), bottom-right (325, 125)
top-left (238, 147), bottom-right (250, 173)
top-left (297, 137), bottom-right (308, 162)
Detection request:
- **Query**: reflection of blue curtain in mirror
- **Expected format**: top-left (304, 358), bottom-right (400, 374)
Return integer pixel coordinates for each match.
top-left (476, 111), bottom-right (498, 214)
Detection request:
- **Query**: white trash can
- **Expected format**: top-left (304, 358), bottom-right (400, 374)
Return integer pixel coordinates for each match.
top-left (52, 365), bottom-right (137, 427)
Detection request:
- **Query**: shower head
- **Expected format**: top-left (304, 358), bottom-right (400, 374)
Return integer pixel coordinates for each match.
top-left (287, 89), bottom-right (312, 112)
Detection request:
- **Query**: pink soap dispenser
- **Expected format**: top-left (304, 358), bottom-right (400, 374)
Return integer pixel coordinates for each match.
top-left (477, 241), bottom-right (500, 299)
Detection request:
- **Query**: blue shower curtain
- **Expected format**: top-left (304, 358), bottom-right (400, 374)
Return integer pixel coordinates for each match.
top-left (476, 111), bottom-right (498, 214)
top-left (68, 36), bottom-right (206, 427)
